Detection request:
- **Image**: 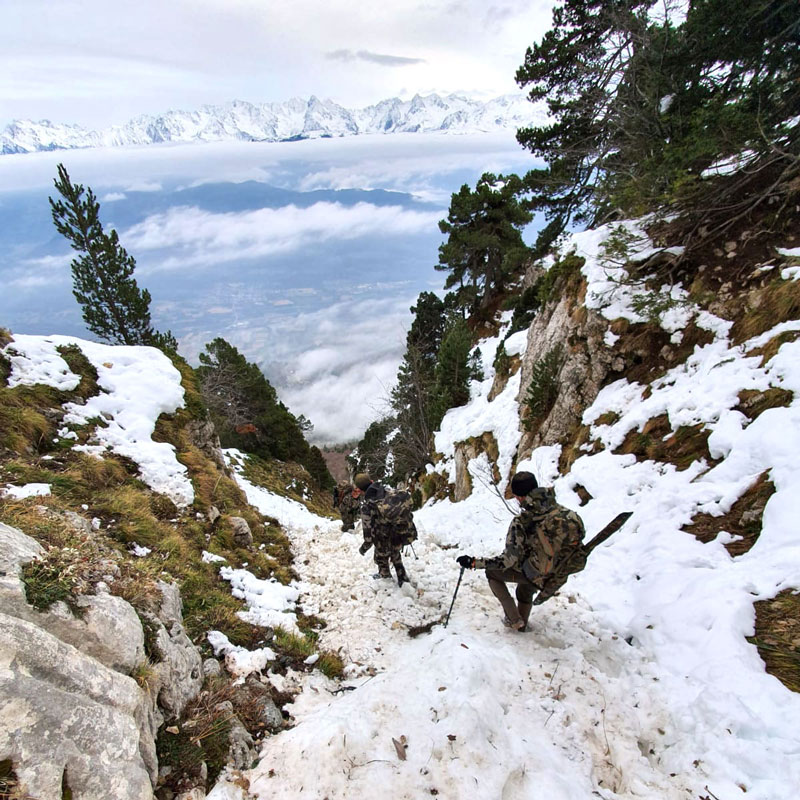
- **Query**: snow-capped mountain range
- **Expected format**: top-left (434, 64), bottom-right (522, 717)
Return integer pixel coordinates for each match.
top-left (1, 93), bottom-right (548, 155)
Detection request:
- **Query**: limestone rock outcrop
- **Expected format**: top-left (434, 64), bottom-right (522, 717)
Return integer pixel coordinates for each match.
top-left (0, 521), bottom-right (206, 799)
top-left (0, 522), bottom-right (153, 799)
top-left (516, 283), bottom-right (624, 460)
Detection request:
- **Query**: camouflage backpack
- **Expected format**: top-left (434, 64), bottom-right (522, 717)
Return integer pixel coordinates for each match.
top-left (520, 505), bottom-right (586, 605)
top-left (371, 489), bottom-right (418, 547)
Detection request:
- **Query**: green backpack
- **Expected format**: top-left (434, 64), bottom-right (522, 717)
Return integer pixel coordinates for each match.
top-left (371, 490), bottom-right (418, 547)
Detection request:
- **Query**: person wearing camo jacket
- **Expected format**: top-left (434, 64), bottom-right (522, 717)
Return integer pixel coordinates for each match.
top-left (337, 483), bottom-right (361, 532)
top-left (456, 471), bottom-right (585, 631)
top-left (354, 472), bottom-right (413, 587)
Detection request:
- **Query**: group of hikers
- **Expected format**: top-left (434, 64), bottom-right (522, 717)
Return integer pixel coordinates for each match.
top-left (333, 470), bottom-right (587, 631)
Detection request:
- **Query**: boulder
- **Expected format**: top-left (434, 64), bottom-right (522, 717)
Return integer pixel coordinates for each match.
top-left (229, 517), bottom-right (253, 550)
top-left (146, 582), bottom-right (204, 719)
top-left (0, 613), bottom-right (153, 799)
top-left (203, 658), bottom-right (223, 679)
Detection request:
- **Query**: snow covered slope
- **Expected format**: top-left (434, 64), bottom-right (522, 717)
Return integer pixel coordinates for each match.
top-left (2, 334), bottom-right (193, 506)
top-left (1, 93), bottom-right (548, 155)
top-left (4, 222), bottom-right (799, 799)
top-left (207, 222), bottom-right (800, 799)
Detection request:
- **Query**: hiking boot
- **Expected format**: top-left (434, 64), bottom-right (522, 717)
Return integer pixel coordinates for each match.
top-left (395, 566), bottom-right (409, 587)
top-left (518, 603), bottom-right (533, 632)
top-left (373, 572), bottom-right (392, 580)
top-left (502, 616), bottom-right (526, 631)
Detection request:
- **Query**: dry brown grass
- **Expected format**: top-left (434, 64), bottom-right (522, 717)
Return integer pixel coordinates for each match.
top-left (614, 414), bottom-right (715, 472)
top-left (730, 279), bottom-right (800, 345)
top-left (749, 590), bottom-right (800, 694)
top-left (683, 472), bottom-right (775, 556)
top-left (0, 759), bottom-right (22, 800)
top-left (72, 453), bottom-right (128, 490)
top-left (1, 498), bottom-right (77, 549)
top-left (745, 329), bottom-right (800, 367)
top-left (0, 393), bottom-right (55, 454)
top-left (242, 455), bottom-right (336, 520)
top-left (179, 445), bottom-right (248, 513)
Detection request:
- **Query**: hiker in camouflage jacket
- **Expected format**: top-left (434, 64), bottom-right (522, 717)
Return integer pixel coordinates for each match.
top-left (354, 473), bottom-right (411, 587)
top-left (337, 484), bottom-right (361, 532)
top-left (456, 471), bottom-right (585, 631)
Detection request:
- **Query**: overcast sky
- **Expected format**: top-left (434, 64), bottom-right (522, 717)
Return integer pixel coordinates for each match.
top-left (3, 0), bottom-right (555, 128)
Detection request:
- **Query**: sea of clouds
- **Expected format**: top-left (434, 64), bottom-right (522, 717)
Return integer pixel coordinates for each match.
top-left (0, 132), bottom-right (540, 442)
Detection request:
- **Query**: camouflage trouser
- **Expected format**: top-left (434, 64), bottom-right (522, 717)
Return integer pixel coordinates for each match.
top-left (340, 506), bottom-right (357, 531)
top-left (373, 538), bottom-right (407, 581)
top-left (485, 567), bottom-right (537, 628)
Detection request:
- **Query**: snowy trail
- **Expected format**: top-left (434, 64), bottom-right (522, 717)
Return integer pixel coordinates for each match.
top-left (212, 505), bottom-right (695, 800)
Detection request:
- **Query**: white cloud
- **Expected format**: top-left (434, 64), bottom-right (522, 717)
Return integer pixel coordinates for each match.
top-left (7, 254), bottom-right (72, 290)
top-left (100, 191), bottom-right (126, 202)
top-left (123, 201), bottom-right (442, 271)
top-left (125, 181), bottom-right (162, 192)
top-left (0, 131), bottom-right (529, 194)
top-left (179, 293), bottom-right (414, 444)
top-left (0, 0), bottom-right (556, 128)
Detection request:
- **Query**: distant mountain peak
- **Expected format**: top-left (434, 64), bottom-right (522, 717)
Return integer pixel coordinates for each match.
top-left (1, 93), bottom-right (548, 156)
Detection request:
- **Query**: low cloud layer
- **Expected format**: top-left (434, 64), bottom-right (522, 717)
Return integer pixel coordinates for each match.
top-left (179, 292), bottom-right (416, 444)
top-left (123, 201), bottom-right (442, 272)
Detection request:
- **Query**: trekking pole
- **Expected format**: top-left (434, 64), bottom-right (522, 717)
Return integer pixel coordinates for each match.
top-left (444, 566), bottom-right (465, 628)
top-left (410, 543), bottom-right (418, 560)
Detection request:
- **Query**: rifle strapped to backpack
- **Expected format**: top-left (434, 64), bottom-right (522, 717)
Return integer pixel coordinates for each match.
top-left (528, 511), bottom-right (633, 605)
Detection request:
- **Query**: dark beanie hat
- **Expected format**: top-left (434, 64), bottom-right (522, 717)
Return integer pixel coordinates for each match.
top-left (510, 471), bottom-right (537, 496)
top-left (354, 473), bottom-right (372, 490)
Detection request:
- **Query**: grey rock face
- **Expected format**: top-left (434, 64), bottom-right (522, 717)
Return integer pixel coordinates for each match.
top-left (1, 522), bottom-right (207, 799)
top-left (0, 613), bottom-right (154, 799)
top-left (0, 524), bottom-right (154, 799)
top-left (229, 517), bottom-right (253, 550)
top-left (186, 419), bottom-right (228, 472)
top-left (73, 592), bottom-right (147, 673)
top-left (148, 582), bottom-right (204, 719)
top-left (516, 289), bottom-right (623, 459)
top-left (244, 676), bottom-right (285, 730)
top-left (452, 433), bottom-right (500, 502)
top-left (0, 521), bottom-right (43, 584)
top-left (226, 717), bottom-right (256, 771)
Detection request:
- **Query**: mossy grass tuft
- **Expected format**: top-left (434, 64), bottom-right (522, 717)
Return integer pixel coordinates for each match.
top-left (56, 344), bottom-right (100, 401)
top-left (273, 626), bottom-right (344, 680)
top-left (615, 414), bottom-right (715, 472)
top-left (684, 472), bottom-right (775, 556)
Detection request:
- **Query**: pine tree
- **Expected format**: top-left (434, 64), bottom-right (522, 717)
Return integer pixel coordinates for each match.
top-left (349, 417), bottom-right (396, 483)
top-left (49, 163), bottom-right (176, 348)
top-left (389, 292), bottom-right (447, 478)
top-left (305, 445), bottom-right (335, 490)
top-left (515, 0), bottom-right (800, 252)
top-left (195, 337), bottom-right (332, 487)
top-left (430, 318), bottom-right (482, 427)
top-left (436, 173), bottom-right (532, 318)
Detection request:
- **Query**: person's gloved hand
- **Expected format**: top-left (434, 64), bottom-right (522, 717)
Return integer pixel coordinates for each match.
top-left (456, 555), bottom-right (475, 569)
top-left (359, 541), bottom-right (372, 555)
